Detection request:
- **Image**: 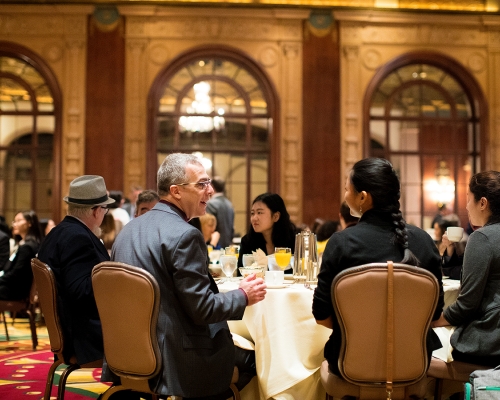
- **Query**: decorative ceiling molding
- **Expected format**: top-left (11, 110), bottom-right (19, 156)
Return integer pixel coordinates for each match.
top-left (1, 0), bottom-right (499, 13)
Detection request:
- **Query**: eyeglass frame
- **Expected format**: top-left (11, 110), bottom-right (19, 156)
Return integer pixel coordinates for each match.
top-left (173, 179), bottom-right (212, 191)
top-left (92, 206), bottom-right (110, 215)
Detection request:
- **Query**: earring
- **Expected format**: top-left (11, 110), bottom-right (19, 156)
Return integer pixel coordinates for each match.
top-left (359, 206), bottom-right (363, 216)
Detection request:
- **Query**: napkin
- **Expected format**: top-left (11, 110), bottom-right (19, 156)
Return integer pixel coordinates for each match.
top-left (252, 249), bottom-right (268, 268)
top-left (232, 332), bottom-right (255, 351)
top-left (432, 326), bottom-right (455, 362)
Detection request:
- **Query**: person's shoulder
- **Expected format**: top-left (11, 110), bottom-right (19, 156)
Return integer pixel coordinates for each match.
top-left (470, 224), bottom-right (500, 244)
top-left (406, 224), bottom-right (436, 245)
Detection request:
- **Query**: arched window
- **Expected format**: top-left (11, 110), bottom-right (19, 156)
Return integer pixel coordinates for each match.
top-left (148, 47), bottom-right (277, 236)
top-left (364, 53), bottom-right (486, 229)
top-left (0, 43), bottom-right (62, 224)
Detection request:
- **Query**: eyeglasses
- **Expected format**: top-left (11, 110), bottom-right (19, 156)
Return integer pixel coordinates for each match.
top-left (12, 219), bottom-right (27, 225)
top-left (175, 179), bottom-right (212, 191)
top-left (92, 206), bottom-right (110, 215)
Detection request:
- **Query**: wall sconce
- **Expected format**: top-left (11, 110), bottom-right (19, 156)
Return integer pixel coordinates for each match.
top-left (425, 160), bottom-right (455, 207)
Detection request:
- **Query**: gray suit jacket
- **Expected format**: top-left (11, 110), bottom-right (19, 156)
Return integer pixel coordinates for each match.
top-left (206, 194), bottom-right (235, 248)
top-left (445, 223), bottom-right (500, 358)
top-left (110, 202), bottom-right (247, 398)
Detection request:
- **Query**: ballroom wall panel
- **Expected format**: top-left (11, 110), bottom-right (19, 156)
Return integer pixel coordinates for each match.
top-left (85, 16), bottom-right (125, 191)
top-left (302, 23), bottom-right (341, 226)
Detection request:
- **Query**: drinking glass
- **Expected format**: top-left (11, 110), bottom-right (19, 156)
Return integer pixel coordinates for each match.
top-left (274, 247), bottom-right (292, 270)
top-left (219, 254), bottom-right (238, 282)
top-left (242, 254), bottom-right (255, 267)
top-left (225, 246), bottom-right (239, 256)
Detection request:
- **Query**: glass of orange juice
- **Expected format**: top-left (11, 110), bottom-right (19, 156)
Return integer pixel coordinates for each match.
top-left (274, 247), bottom-right (292, 270)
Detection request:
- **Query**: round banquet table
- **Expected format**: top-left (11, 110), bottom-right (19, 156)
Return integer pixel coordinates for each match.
top-left (218, 279), bottom-right (331, 400)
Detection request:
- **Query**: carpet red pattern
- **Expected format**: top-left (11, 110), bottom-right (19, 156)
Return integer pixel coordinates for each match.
top-left (0, 320), bottom-right (110, 399)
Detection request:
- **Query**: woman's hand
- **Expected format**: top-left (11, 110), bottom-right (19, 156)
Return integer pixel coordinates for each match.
top-left (441, 233), bottom-right (455, 256)
top-left (431, 313), bottom-right (451, 328)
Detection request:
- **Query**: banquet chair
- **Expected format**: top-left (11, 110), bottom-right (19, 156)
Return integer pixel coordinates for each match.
top-left (0, 278), bottom-right (38, 350)
top-left (320, 261), bottom-right (439, 400)
top-left (92, 261), bottom-right (241, 400)
top-left (31, 258), bottom-right (102, 400)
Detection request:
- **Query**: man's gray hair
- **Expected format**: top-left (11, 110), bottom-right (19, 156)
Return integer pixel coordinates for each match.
top-left (68, 204), bottom-right (94, 219)
top-left (157, 153), bottom-right (203, 196)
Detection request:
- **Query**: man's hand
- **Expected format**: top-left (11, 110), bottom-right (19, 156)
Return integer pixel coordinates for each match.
top-left (239, 273), bottom-right (266, 306)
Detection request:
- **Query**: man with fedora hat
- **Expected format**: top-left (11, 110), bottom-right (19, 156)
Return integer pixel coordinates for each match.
top-left (38, 175), bottom-right (114, 365)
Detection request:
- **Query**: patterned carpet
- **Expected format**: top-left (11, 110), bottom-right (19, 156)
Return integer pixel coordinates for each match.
top-left (0, 317), bottom-right (110, 399)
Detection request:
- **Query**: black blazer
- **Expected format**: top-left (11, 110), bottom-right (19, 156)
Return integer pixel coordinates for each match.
top-left (0, 230), bottom-right (9, 272)
top-left (0, 238), bottom-right (39, 300)
top-left (313, 209), bottom-right (444, 375)
top-left (38, 216), bottom-right (110, 364)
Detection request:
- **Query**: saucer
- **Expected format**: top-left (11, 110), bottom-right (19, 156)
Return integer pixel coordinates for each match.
top-left (266, 284), bottom-right (288, 289)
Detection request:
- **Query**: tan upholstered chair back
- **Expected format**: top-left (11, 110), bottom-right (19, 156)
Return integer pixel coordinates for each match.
top-left (332, 262), bottom-right (439, 387)
top-left (31, 258), bottom-right (63, 355)
top-left (92, 262), bottom-right (161, 380)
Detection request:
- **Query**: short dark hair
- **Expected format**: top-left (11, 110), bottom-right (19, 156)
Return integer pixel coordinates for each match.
top-left (316, 220), bottom-right (340, 241)
top-left (108, 191), bottom-right (123, 209)
top-left (211, 177), bottom-right (225, 193)
top-left (136, 190), bottom-right (160, 207)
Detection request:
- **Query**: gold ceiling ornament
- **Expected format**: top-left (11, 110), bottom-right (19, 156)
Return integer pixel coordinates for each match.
top-left (92, 5), bottom-right (121, 32)
top-left (307, 10), bottom-right (334, 38)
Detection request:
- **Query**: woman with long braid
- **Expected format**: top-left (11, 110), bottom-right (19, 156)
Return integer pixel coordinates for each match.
top-left (432, 171), bottom-right (500, 367)
top-left (312, 157), bottom-right (444, 375)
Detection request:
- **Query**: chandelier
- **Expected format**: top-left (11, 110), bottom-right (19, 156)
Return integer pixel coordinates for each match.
top-left (179, 81), bottom-right (225, 133)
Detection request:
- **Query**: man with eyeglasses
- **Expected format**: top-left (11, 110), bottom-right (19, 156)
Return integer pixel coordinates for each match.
top-left (110, 153), bottom-right (267, 400)
top-left (38, 175), bottom-right (115, 367)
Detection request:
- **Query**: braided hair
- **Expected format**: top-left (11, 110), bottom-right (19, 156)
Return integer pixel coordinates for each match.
top-left (469, 171), bottom-right (500, 225)
top-left (350, 158), bottom-right (420, 266)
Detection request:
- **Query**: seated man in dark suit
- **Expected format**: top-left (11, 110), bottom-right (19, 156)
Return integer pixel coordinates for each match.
top-left (37, 175), bottom-right (115, 365)
top-left (110, 153), bottom-right (267, 400)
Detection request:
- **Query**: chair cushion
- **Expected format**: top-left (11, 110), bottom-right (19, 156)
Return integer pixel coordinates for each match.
top-left (321, 359), bottom-right (428, 399)
top-left (428, 357), bottom-right (490, 381)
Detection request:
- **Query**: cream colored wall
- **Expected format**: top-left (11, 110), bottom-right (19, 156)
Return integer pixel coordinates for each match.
top-left (0, 5), bottom-right (92, 218)
top-left (335, 10), bottom-right (500, 192)
top-left (118, 6), bottom-right (307, 223)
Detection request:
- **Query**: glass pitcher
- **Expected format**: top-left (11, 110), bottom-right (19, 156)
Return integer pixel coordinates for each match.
top-left (293, 230), bottom-right (319, 284)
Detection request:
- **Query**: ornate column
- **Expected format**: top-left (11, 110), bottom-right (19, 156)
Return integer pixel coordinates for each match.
top-left (488, 30), bottom-right (500, 171)
top-left (63, 38), bottom-right (86, 199)
top-left (281, 42), bottom-right (302, 223)
top-left (124, 39), bottom-right (148, 192)
top-left (342, 44), bottom-right (361, 181)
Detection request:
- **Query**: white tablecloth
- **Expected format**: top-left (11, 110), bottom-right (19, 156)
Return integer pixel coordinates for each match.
top-left (432, 279), bottom-right (460, 362)
top-left (219, 280), bottom-right (331, 400)
top-left (443, 278), bottom-right (460, 309)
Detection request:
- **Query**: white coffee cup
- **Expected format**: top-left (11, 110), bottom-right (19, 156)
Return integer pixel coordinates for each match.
top-left (446, 227), bottom-right (464, 243)
top-left (265, 270), bottom-right (284, 285)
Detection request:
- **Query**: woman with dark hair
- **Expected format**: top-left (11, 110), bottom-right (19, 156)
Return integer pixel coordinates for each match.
top-left (0, 210), bottom-right (43, 300)
top-left (432, 171), bottom-right (500, 366)
top-left (312, 158), bottom-right (444, 375)
top-left (237, 193), bottom-right (296, 271)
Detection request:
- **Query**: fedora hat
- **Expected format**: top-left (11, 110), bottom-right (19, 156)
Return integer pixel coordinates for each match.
top-left (64, 175), bottom-right (115, 206)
